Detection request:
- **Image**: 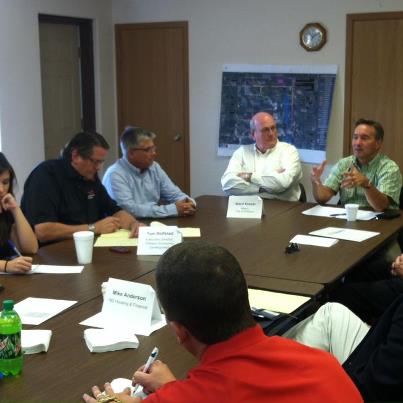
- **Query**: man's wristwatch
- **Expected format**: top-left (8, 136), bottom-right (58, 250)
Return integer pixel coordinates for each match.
top-left (88, 223), bottom-right (96, 232)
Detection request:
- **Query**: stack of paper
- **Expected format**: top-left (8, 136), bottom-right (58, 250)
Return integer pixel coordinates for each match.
top-left (94, 230), bottom-right (138, 247)
top-left (22, 330), bottom-right (52, 354)
top-left (84, 329), bottom-right (139, 353)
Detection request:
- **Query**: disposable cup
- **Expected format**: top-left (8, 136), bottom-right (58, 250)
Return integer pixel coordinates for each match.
top-left (345, 203), bottom-right (359, 222)
top-left (73, 231), bottom-right (94, 264)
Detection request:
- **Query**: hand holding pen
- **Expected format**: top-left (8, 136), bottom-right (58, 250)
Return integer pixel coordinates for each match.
top-left (132, 347), bottom-right (159, 395)
top-left (132, 347), bottom-right (176, 394)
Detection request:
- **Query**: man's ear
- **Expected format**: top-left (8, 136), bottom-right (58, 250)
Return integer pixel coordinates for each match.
top-left (169, 321), bottom-right (190, 345)
top-left (71, 149), bottom-right (80, 163)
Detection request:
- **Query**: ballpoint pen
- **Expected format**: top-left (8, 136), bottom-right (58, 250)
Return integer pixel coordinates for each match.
top-left (132, 346), bottom-right (159, 395)
top-left (329, 213), bottom-right (346, 217)
top-left (8, 240), bottom-right (22, 257)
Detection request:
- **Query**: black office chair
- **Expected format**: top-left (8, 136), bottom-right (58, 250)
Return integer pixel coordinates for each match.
top-left (299, 183), bottom-right (307, 203)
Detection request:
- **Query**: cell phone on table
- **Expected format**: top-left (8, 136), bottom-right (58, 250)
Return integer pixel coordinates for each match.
top-left (109, 247), bottom-right (131, 254)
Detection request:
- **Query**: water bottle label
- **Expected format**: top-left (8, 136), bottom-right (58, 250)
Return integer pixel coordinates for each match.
top-left (0, 333), bottom-right (22, 359)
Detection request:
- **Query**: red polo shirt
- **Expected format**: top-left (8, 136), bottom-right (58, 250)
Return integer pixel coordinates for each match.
top-left (144, 325), bottom-right (362, 403)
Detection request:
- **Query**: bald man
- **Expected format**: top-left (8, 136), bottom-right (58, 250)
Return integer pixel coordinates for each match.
top-left (221, 112), bottom-right (302, 201)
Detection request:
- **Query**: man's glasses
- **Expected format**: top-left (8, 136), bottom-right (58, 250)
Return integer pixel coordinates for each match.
top-left (87, 157), bottom-right (105, 167)
top-left (132, 146), bottom-right (157, 153)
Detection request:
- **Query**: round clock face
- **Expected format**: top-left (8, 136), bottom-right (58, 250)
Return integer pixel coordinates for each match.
top-left (300, 23), bottom-right (327, 51)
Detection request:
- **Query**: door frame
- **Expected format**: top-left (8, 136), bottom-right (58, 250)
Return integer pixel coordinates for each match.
top-left (38, 14), bottom-right (96, 132)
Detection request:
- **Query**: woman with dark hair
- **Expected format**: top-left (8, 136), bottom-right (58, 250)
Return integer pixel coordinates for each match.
top-left (0, 153), bottom-right (38, 273)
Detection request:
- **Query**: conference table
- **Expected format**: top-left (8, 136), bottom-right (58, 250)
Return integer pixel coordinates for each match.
top-left (1, 195), bottom-right (402, 402)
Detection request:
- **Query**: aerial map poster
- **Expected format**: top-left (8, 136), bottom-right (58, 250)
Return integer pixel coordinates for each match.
top-left (218, 64), bottom-right (337, 163)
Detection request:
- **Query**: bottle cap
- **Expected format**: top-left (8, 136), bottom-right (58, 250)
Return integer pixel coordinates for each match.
top-left (3, 299), bottom-right (14, 310)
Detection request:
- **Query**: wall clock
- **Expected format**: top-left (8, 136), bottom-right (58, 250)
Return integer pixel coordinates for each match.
top-left (299, 22), bottom-right (327, 51)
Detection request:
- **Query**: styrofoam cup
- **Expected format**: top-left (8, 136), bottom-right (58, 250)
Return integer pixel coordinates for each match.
top-left (73, 231), bottom-right (94, 264)
top-left (345, 203), bottom-right (359, 222)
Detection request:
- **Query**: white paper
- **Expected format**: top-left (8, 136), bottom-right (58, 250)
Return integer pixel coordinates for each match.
top-left (108, 378), bottom-right (147, 399)
top-left (22, 329), bottom-right (52, 354)
top-left (80, 312), bottom-right (166, 336)
top-left (309, 227), bottom-right (380, 242)
top-left (248, 288), bottom-right (310, 314)
top-left (302, 205), bottom-right (379, 221)
top-left (226, 195), bottom-right (263, 219)
top-left (290, 234), bottom-right (339, 247)
top-left (30, 264), bottom-right (84, 274)
top-left (14, 297), bottom-right (77, 325)
top-left (150, 221), bottom-right (200, 237)
top-left (0, 264), bottom-right (84, 275)
top-left (83, 329), bottom-right (139, 353)
top-left (137, 226), bottom-right (182, 255)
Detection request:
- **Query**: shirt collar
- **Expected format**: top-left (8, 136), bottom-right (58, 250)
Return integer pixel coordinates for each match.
top-left (60, 157), bottom-right (99, 182)
top-left (201, 325), bottom-right (265, 365)
top-left (254, 142), bottom-right (278, 155)
top-left (354, 152), bottom-right (381, 168)
top-left (122, 156), bottom-right (153, 174)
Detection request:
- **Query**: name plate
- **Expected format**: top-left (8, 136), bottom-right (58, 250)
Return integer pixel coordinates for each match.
top-left (137, 226), bottom-right (182, 255)
top-left (226, 195), bottom-right (263, 219)
top-left (102, 277), bottom-right (165, 335)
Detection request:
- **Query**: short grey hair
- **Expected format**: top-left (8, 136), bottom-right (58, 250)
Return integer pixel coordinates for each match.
top-left (120, 126), bottom-right (156, 155)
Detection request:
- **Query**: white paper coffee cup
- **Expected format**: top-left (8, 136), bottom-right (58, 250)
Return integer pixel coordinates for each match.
top-left (345, 203), bottom-right (359, 222)
top-left (73, 231), bottom-right (94, 264)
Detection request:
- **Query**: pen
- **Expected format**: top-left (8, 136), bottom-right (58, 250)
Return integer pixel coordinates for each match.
top-left (8, 240), bottom-right (22, 257)
top-left (330, 213), bottom-right (346, 217)
top-left (132, 346), bottom-right (159, 395)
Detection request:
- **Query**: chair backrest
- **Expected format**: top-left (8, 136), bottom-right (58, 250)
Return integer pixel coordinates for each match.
top-left (299, 183), bottom-right (307, 203)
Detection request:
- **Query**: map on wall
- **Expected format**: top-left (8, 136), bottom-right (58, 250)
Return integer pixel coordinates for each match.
top-left (218, 64), bottom-right (337, 164)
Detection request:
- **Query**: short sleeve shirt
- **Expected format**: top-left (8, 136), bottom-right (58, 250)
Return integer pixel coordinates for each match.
top-left (324, 154), bottom-right (402, 209)
top-left (21, 158), bottom-right (121, 227)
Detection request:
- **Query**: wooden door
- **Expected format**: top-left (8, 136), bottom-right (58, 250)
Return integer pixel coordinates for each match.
top-left (344, 12), bottom-right (403, 173)
top-left (115, 21), bottom-right (190, 193)
top-left (39, 22), bottom-right (82, 159)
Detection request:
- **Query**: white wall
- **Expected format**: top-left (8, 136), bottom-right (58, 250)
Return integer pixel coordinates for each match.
top-left (1, 0), bottom-right (402, 201)
top-left (0, 0), bottom-right (116, 199)
top-left (112, 0), bottom-right (403, 200)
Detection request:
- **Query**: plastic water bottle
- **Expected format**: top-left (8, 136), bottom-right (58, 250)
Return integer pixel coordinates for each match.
top-left (0, 300), bottom-right (23, 376)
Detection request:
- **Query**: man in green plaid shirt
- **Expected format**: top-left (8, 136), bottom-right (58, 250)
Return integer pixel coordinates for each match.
top-left (311, 118), bottom-right (401, 211)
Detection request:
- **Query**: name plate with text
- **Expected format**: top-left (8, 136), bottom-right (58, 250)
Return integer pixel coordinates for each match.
top-left (137, 226), bottom-right (182, 255)
top-left (226, 195), bottom-right (263, 219)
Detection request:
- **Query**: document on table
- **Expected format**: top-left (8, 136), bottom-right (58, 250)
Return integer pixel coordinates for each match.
top-left (150, 221), bottom-right (201, 237)
top-left (79, 311), bottom-right (166, 336)
top-left (0, 264), bottom-right (84, 275)
top-left (94, 229), bottom-right (138, 247)
top-left (30, 265), bottom-right (84, 274)
top-left (309, 227), bottom-right (380, 242)
top-left (290, 234), bottom-right (339, 247)
top-left (248, 288), bottom-right (310, 314)
top-left (302, 205), bottom-right (379, 221)
top-left (14, 297), bottom-right (77, 325)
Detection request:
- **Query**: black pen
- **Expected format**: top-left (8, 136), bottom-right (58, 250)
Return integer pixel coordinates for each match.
top-left (330, 213), bottom-right (346, 217)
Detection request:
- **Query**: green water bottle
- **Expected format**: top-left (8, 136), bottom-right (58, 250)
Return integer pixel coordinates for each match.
top-left (0, 300), bottom-right (23, 376)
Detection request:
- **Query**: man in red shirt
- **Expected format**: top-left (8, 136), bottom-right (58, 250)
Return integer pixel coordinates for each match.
top-left (83, 241), bottom-right (362, 403)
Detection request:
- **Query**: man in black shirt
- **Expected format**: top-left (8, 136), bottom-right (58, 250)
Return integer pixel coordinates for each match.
top-left (21, 132), bottom-right (142, 243)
